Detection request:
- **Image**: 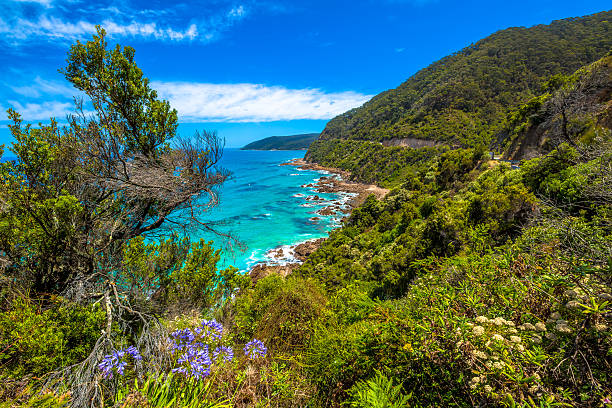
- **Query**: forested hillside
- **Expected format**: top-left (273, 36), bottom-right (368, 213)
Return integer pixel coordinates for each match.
top-left (307, 51), bottom-right (612, 188)
top-left (313, 11), bottom-right (612, 151)
top-left (501, 53), bottom-right (612, 159)
top-left (241, 133), bottom-right (319, 150)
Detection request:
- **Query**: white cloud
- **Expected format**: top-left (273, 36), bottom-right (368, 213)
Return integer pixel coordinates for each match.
top-left (4, 77), bottom-right (372, 123)
top-left (1, 15), bottom-right (200, 42)
top-left (6, 100), bottom-right (73, 120)
top-left (151, 81), bottom-right (373, 122)
top-left (10, 77), bottom-right (75, 98)
top-left (0, 2), bottom-right (248, 44)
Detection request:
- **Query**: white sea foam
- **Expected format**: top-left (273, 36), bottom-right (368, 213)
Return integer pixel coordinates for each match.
top-left (263, 245), bottom-right (299, 266)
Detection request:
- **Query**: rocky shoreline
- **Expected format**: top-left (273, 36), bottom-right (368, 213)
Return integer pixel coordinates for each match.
top-left (281, 158), bottom-right (388, 205)
top-left (248, 158), bottom-right (389, 282)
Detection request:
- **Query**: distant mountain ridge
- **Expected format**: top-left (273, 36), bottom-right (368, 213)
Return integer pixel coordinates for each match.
top-left (314, 10), bottom-right (612, 148)
top-left (241, 133), bottom-right (319, 150)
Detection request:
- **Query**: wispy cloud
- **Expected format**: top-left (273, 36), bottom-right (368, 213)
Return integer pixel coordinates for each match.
top-left (0, 1), bottom-right (250, 45)
top-left (4, 80), bottom-right (372, 123)
top-left (5, 100), bottom-right (74, 121)
top-left (152, 81), bottom-right (373, 122)
top-left (9, 76), bottom-right (77, 99)
top-left (3, 72), bottom-right (372, 123)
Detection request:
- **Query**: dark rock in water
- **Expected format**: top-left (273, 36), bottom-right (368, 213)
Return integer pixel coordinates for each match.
top-left (268, 247), bottom-right (284, 260)
top-left (317, 207), bottom-right (337, 216)
top-left (306, 195), bottom-right (324, 201)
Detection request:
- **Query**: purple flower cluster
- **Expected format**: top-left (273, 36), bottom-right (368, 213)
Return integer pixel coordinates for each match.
top-left (172, 345), bottom-right (212, 380)
top-left (170, 328), bottom-right (196, 352)
top-left (213, 345), bottom-right (234, 362)
top-left (98, 321), bottom-right (268, 382)
top-left (244, 339), bottom-right (267, 359)
top-left (169, 320), bottom-right (224, 352)
top-left (167, 319), bottom-right (235, 380)
top-left (196, 319), bottom-right (224, 341)
top-left (98, 346), bottom-right (142, 379)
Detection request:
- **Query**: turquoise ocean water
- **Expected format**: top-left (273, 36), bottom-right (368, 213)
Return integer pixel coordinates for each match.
top-left (191, 148), bottom-right (352, 272)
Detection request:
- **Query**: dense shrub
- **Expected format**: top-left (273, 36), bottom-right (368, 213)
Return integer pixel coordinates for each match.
top-left (232, 275), bottom-right (328, 353)
top-left (0, 295), bottom-right (104, 379)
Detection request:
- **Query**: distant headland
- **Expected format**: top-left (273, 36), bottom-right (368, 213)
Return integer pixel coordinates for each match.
top-left (241, 133), bottom-right (318, 150)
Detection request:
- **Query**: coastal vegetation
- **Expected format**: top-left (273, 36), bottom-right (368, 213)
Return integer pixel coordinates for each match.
top-left (241, 133), bottom-right (319, 150)
top-left (1, 12), bottom-right (612, 408)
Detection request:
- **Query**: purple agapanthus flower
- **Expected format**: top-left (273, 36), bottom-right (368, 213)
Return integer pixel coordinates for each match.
top-left (169, 321), bottom-right (223, 353)
top-left (213, 346), bottom-right (234, 362)
top-left (98, 345), bottom-right (141, 378)
top-left (98, 354), bottom-right (116, 379)
top-left (244, 339), bottom-right (267, 359)
top-left (200, 320), bottom-right (224, 340)
top-left (124, 345), bottom-right (142, 360)
top-left (170, 328), bottom-right (197, 352)
top-left (172, 345), bottom-right (212, 380)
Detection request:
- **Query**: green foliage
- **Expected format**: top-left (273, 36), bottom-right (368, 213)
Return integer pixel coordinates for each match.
top-left (168, 240), bottom-right (242, 308)
top-left (120, 236), bottom-right (249, 314)
top-left (306, 139), bottom-right (440, 187)
top-left (503, 54), bottom-right (612, 159)
top-left (232, 275), bottom-right (327, 353)
top-left (116, 374), bottom-right (230, 408)
top-left (0, 26), bottom-right (228, 301)
top-left (62, 26), bottom-right (177, 155)
top-left (0, 295), bottom-right (104, 378)
top-left (3, 13), bottom-right (612, 408)
top-left (0, 112), bottom-right (83, 293)
top-left (299, 158), bottom-right (536, 298)
top-left (0, 389), bottom-right (71, 408)
top-left (292, 135), bottom-right (611, 406)
top-left (348, 370), bottom-right (412, 408)
top-left (108, 318), bottom-right (313, 408)
top-left (434, 146), bottom-right (487, 190)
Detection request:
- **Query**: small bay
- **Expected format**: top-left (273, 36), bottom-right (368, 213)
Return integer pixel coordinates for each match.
top-left (190, 148), bottom-right (351, 272)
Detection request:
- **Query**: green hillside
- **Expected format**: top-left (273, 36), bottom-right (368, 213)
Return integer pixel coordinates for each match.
top-left (501, 53), bottom-right (612, 159)
top-left (235, 54), bottom-right (612, 406)
top-left (241, 133), bottom-right (319, 150)
top-left (314, 11), bottom-right (612, 150)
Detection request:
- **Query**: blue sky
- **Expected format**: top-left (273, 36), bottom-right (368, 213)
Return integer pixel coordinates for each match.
top-left (0, 0), bottom-right (610, 148)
